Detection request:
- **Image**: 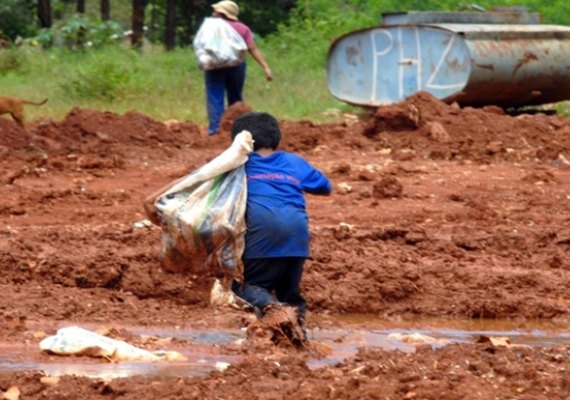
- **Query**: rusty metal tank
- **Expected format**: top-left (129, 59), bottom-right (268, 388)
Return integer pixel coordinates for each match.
top-left (327, 9), bottom-right (570, 108)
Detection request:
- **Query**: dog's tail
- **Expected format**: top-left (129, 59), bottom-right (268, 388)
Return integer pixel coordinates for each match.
top-left (22, 98), bottom-right (48, 106)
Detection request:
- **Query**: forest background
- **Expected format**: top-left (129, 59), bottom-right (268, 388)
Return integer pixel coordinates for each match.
top-left (1, 0), bottom-right (569, 125)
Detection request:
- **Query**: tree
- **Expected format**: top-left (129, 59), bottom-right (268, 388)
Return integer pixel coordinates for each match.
top-left (100, 0), bottom-right (110, 21)
top-left (131, 0), bottom-right (146, 48)
top-left (76, 0), bottom-right (85, 14)
top-left (0, 0), bottom-right (38, 40)
top-left (164, 0), bottom-right (176, 49)
top-left (37, 0), bottom-right (52, 28)
top-left (239, 0), bottom-right (295, 36)
top-left (178, 0), bottom-right (198, 46)
top-left (176, 0), bottom-right (214, 47)
top-left (76, 0), bottom-right (86, 47)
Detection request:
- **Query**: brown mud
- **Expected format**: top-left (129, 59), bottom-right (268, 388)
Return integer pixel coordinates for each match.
top-left (0, 92), bottom-right (569, 399)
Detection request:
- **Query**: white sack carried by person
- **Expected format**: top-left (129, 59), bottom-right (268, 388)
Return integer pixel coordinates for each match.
top-left (144, 131), bottom-right (253, 276)
top-left (193, 17), bottom-right (248, 71)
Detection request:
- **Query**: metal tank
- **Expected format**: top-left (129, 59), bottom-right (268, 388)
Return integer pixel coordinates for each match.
top-left (327, 9), bottom-right (570, 108)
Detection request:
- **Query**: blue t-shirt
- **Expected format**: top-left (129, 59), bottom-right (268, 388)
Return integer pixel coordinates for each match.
top-left (243, 151), bottom-right (332, 259)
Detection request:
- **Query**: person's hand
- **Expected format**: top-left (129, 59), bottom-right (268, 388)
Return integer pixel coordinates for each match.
top-left (264, 66), bottom-right (273, 81)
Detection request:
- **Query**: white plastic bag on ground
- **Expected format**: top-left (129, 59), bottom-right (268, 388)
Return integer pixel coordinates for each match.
top-left (152, 131), bottom-right (253, 276)
top-left (39, 326), bottom-right (186, 362)
top-left (193, 17), bottom-right (248, 71)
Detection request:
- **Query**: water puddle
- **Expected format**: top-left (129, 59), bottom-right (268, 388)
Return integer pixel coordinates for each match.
top-left (1, 317), bottom-right (568, 379)
top-left (0, 357), bottom-right (225, 380)
top-left (307, 325), bottom-right (570, 368)
top-left (0, 331), bottom-right (242, 380)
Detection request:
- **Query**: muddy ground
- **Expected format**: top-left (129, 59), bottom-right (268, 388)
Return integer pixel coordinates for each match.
top-left (0, 93), bottom-right (569, 399)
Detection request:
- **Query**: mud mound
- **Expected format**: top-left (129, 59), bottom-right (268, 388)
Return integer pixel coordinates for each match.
top-left (219, 101), bottom-right (253, 134)
top-left (362, 92), bottom-right (570, 163)
top-left (27, 108), bottom-right (201, 154)
top-left (280, 120), bottom-right (363, 153)
top-left (0, 118), bottom-right (33, 149)
top-left (4, 98), bottom-right (569, 166)
top-left (372, 176), bottom-right (403, 199)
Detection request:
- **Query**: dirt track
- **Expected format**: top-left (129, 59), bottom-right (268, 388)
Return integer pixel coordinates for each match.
top-left (0, 93), bottom-right (569, 399)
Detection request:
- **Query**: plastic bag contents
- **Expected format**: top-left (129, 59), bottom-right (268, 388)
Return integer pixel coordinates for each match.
top-left (210, 277), bottom-right (253, 308)
top-left (210, 278), bottom-right (239, 306)
top-left (147, 131), bottom-right (253, 276)
top-left (40, 326), bottom-right (186, 362)
top-left (193, 17), bottom-right (247, 71)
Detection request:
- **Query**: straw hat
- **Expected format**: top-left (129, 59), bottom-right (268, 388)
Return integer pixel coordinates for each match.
top-left (212, 1), bottom-right (239, 21)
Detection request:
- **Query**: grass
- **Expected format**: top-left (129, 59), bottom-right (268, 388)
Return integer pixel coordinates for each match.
top-left (2, 40), bottom-right (567, 127)
top-left (0, 42), bottom-right (352, 127)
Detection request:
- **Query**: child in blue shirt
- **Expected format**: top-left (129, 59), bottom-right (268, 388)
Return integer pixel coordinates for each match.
top-left (231, 112), bottom-right (332, 324)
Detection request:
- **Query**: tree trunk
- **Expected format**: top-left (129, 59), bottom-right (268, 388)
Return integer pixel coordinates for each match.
top-left (76, 0), bottom-right (86, 14)
top-left (164, 0), bottom-right (176, 50)
top-left (76, 0), bottom-right (86, 48)
top-left (149, 0), bottom-right (157, 42)
top-left (131, 0), bottom-right (146, 49)
top-left (101, 0), bottom-right (111, 21)
top-left (179, 0), bottom-right (195, 46)
top-left (37, 0), bottom-right (52, 28)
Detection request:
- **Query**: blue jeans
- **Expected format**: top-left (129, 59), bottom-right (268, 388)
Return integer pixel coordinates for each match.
top-left (205, 63), bottom-right (246, 135)
top-left (235, 257), bottom-right (307, 321)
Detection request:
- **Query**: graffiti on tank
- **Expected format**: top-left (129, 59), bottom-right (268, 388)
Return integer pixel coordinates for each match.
top-left (368, 27), bottom-right (466, 103)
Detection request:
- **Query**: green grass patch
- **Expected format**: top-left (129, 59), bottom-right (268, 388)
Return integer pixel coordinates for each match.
top-left (0, 41), bottom-right (349, 126)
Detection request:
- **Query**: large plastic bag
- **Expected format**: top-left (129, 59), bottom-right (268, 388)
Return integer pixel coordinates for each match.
top-left (193, 17), bottom-right (248, 71)
top-left (148, 131), bottom-right (253, 276)
top-left (40, 326), bottom-right (186, 362)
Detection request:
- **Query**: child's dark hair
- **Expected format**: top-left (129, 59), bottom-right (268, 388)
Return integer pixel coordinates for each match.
top-left (231, 112), bottom-right (281, 151)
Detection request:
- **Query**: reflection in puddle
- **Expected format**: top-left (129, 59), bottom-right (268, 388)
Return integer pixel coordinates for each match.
top-left (0, 359), bottom-right (223, 380)
top-left (128, 327), bottom-right (243, 345)
top-left (1, 317), bottom-right (569, 379)
top-left (307, 325), bottom-right (570, 369)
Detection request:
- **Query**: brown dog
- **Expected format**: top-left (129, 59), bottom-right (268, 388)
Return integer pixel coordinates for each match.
top-left (0, 96), bottom-right (48, 127)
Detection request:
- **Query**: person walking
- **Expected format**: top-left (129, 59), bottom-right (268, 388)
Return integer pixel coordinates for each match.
top-left (230, 112), bottom-right (332, 326)
top-left (204, 1), bottom-right (273, 135)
